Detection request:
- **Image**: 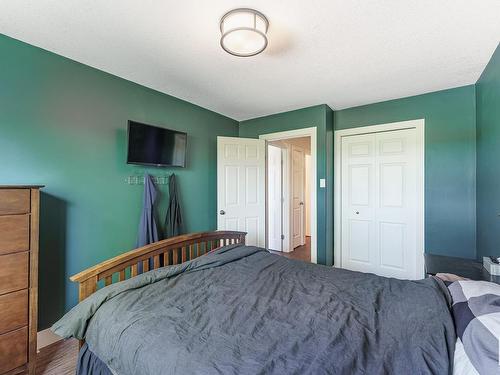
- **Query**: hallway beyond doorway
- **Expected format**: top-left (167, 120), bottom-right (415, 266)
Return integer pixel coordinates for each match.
top-left (259, 126), bottom-right (317, 263)
top-left (270, 236), bottom-right (311, 262)
top-left (267, 136), bottom-right (311, 254)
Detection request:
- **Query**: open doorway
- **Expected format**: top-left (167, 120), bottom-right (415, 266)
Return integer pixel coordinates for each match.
top-left (266, 136), bottom-right (312, 262)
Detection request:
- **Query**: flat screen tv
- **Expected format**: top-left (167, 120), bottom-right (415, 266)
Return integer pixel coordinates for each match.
top-left (127, 121), bottom-right (187, 167)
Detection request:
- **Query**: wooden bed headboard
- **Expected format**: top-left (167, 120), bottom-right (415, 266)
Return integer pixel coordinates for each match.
top-left (70, 231), bottom-right (246, 302)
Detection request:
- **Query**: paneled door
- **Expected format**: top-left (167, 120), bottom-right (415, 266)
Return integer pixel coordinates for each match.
top-left (217, 137), bottom-right (266, 247)
top-left (291, 145), bottom-right (305, 248)
top-left (341, 128), bottom-right (420, 279)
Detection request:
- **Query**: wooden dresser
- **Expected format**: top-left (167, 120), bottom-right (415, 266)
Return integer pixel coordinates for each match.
top-left (0, 186), bottom-right (42, 375)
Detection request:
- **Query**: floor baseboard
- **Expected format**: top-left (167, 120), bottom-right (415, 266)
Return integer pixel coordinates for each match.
top-left (37, 328), bottom-right (63, 351)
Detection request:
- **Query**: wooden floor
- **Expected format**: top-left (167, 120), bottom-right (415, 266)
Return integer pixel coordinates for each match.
top-left (36, 339), bottom-right (79, 375)
top-left (269, 236), bottom-right (311, 262)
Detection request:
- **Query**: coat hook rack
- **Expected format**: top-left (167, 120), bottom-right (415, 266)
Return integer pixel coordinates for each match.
top-left (125, 174), bottom-right (171, 185)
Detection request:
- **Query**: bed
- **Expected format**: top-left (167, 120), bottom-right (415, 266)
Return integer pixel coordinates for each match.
top-left (53, 231), bottom-right (458, 375)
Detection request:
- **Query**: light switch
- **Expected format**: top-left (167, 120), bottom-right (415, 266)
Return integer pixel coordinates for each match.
top-left (320, 178), bottom-right (326, 188)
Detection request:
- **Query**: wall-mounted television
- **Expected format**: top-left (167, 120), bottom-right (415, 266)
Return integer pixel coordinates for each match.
top-left (127, 121), bottom-right (187, 167)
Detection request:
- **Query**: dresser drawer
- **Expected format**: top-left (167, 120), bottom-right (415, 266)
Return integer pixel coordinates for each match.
top-left (0, 189), bottom-right (30, 215)
top-left (0, 326), bottom-right (28, 373)
top-left (0, 215), bottom-right (30, 255)
top-left (0, 252), bottom-right (29, 295)
top-left (0, 289), bottom-right (28, 335)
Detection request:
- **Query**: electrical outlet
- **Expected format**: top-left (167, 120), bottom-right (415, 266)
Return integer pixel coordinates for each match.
top-left (320, 178), bottom-right (326, 188)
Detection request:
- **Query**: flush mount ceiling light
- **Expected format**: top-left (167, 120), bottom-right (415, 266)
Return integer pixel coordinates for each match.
top-left (220, 8), bottom-right (269, 57)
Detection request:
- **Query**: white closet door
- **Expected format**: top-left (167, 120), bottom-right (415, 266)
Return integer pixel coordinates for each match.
top-left (217, 137), bottom-right (266, 248)
top-left (341, 128), bottom-right (419, 279)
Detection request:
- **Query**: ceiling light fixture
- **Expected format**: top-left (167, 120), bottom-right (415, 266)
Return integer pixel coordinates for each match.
top-left (220, 8), bottom-right (269, 57)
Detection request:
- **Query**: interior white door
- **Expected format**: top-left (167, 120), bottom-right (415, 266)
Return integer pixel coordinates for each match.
top-left (291, 145), bottom-right (305, 248)
top-left (217, 136), bottom-right (266, 247)
top-left (305, 154), bottom-right (311, 237)
top-left (267, 145), bottom-right (282, 251)
top-left (341, 128), bottom-right (419, 279)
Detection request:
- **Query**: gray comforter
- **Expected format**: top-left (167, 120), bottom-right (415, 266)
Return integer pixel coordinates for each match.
top-left (53, 245), bottom-right (455, 375)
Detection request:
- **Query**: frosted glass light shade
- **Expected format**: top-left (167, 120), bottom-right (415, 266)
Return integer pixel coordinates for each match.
top-left (220, 9), bottom-right (269, 57)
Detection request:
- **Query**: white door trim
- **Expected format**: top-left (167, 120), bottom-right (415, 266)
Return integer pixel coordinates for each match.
top-left (267, 144), bottom-right (283, 251)
top-left (259, 127), bottom-right (318, 263)
top-left (334, 119), bottom-right (425, 278)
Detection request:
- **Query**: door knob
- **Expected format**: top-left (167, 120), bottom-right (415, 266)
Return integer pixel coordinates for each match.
top-left (355, 211), bottom-right (359, 214)
top-left (299, 202), bottom-right (304, 206)
top-left (219, 210), bottom-right (226, 215)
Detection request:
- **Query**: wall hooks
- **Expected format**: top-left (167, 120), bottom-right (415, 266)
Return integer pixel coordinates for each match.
top-left (125, 174), bottom-right (171, 185)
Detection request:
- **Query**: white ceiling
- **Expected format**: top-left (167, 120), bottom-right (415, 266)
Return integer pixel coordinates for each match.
top-left (1, 1), bottom-right (499, 120)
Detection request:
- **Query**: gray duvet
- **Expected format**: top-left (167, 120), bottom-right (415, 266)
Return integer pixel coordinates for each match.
top-left (53, 245), bottom-right (456, 375)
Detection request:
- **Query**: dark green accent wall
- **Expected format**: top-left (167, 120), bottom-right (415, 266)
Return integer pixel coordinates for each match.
top-left (238, 105), bottom-right (334, 265)
top-left (238, 87), bottom-right (478, 262)
top-left (1, 30), bottom-right (491, 329)
top-left (0, 34), bottom-right (239, 329)
top-left (476, 43), bottom-right (500, 259)
top-left (325, 106), bottom-right (334, 266)
top-left (335, 85), bottom-right (477, 259)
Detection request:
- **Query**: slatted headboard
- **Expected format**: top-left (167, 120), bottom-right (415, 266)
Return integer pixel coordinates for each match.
top-left (70, 231), bottom-right (246, 302)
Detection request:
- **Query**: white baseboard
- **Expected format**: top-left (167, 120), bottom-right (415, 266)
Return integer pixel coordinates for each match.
top-left (37, 328), bottom-right (63, 351)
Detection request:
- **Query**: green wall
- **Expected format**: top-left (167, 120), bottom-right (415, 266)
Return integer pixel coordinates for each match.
top-left (0, 34), bottom-right (239, 329)
top-left (239, 105), bottom-right (334, 265)
top-left (2, 31), bottom-right (492, 329)
top-left (476, 43), bottom-right (500, 258)
top-left (238, 87), bottom-right (478, 263)
top-left (335, 85), bottom-right (477, 259)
